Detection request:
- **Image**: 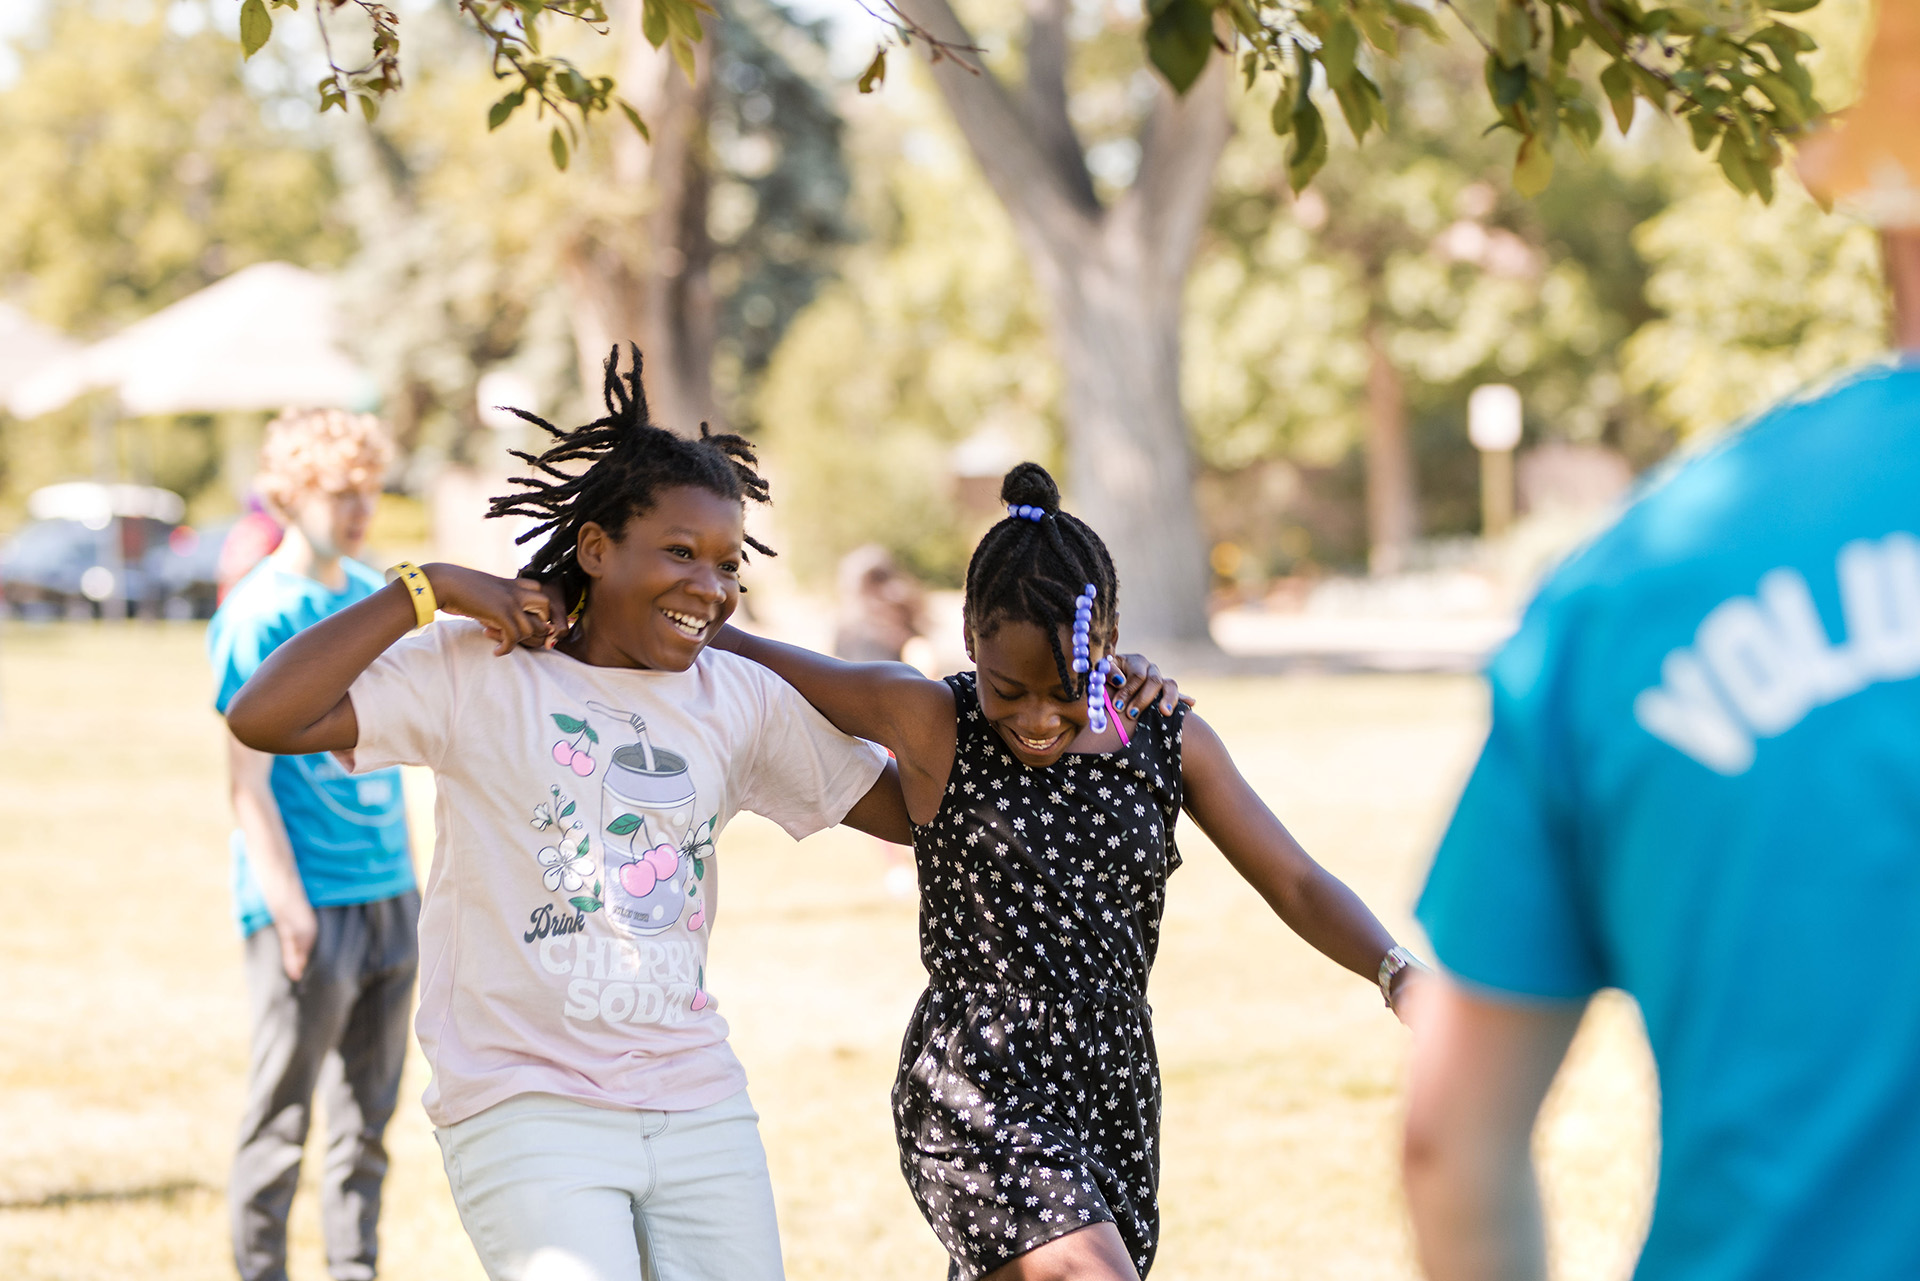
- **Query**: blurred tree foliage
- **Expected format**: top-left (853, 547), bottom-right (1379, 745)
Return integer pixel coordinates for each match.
top-left (1189, 31), bottom-right (1669, 567)
top-left (328, 4), bottom-right (586, 476)
top-left (755, 85), bottom-right (1058, 587)
top-left (333, 0), bottom-right (851, 473)
top-left (759, 35), bottom-right (1664, 580)
top-left (0, 0), bottom-right (347, 519)
top-left (246, 0), bottom-right (1831, 209)
top-left (1620, 0), bottom-right (1884, 437)
top-left (240, 0), bottom-right (1838, 632)
top-left (753, 0), bottom-right (1882, 582)
top-left (0, 2), bottom-right (346, 331)
top-left (1623, 174), bottom-right (1883, 437)
top-left (709, 1), bottom-right (857, 394)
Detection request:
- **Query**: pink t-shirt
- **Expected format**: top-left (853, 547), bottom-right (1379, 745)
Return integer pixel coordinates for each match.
top-left (346, 619), bottom-right (887, 1127)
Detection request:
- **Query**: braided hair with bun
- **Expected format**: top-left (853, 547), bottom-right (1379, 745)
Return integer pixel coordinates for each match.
top-left (964, 462), bottom-right (1119, 698)
top-left (486, 345), bottom-right (774, 617)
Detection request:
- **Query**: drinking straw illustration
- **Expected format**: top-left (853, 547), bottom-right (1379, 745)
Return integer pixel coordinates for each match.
top-left (588, 701), bottom-right (658, 770)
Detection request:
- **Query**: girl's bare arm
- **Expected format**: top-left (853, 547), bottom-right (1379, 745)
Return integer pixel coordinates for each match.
top-left (711, 624), bottom-right (950, 755)
top-left (226, 564), bottom-right (555, 755)
top-left (708, 625), bottom-right (957, 820)
top-left (1180, 711), bottom-right (1409, 999)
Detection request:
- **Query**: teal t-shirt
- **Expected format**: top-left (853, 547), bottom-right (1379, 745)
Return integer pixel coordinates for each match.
top-left (1418, 362), bottom-right (1920, 1281)
top-left (210, 557), bottom-right (415, 937)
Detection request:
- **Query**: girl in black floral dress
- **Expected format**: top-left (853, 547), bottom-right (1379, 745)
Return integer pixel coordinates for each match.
top-left (716, 463), bottom-right (1423, 1281)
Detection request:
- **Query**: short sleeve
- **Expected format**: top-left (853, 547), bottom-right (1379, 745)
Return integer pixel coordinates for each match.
top-left (1415, 595), bottom-right (1606, 1002)
top-left (734, 666), bottom-right (888, 840)
top-left (344, 620), bottom-right (465, 773)
top-left (209, 599), bottom-right (294, 715)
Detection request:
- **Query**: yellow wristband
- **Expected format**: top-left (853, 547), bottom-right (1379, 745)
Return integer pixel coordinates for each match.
top-left (386, 561), bottom-right (436, 628)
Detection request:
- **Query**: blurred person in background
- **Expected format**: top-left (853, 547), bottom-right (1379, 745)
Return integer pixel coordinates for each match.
top-left (218, 494), bottom-right (286, 604)
top-left (831, 543), bottom-right (926, 664)
top-left (832, 544), bottom-right (928, 896)
top-left (209, 409), bottom-right (419, 1281)
top-left (1401, 47), bottom-right (1920, 1273)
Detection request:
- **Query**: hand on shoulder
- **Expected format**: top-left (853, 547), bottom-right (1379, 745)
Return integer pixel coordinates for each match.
top-left (422, 563), bottom-right (559, 656)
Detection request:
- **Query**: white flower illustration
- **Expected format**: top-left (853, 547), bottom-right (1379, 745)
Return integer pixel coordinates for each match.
top-left (537, 823), bottom-right (595, 892)
top-left (530, 785), bottom-right (577, 833)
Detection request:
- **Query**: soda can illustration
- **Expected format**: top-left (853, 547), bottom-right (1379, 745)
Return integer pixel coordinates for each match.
top-left (591, 702), bottom-right (698, 937)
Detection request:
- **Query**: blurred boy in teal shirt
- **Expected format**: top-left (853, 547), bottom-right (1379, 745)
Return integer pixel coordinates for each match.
top-left (209, 408), bottom-right (417, 1281)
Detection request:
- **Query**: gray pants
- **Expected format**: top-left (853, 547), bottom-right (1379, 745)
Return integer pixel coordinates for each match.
top-left (231, 891), bottom-right (420, 1281)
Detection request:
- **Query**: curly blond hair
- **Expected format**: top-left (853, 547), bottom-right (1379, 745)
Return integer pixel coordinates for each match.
top-left (255, 408), bottom-right (394, 514)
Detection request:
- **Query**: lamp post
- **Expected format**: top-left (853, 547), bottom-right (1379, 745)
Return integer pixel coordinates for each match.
top-left (1468, 383), bottom-right (1523, 541)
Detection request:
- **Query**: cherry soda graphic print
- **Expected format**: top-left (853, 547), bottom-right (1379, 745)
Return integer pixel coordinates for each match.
top-left (589, 701), bottom-right (709, 938)
top-left (531, 701), bottom-right (716, 1025)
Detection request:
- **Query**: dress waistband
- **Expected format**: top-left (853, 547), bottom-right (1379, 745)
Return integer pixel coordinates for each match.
top-left (927, 973), bottom-right (1147, 1012)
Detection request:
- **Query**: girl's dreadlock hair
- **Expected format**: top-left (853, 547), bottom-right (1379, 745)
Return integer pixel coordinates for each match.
top-left (964, 462), bottom-right (1119, 699)
top-left (486, 345), bottom-right (774, 616)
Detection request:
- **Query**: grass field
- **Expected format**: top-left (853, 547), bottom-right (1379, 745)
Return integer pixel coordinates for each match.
top-left (0, 623), bottom-right (1657, 1281)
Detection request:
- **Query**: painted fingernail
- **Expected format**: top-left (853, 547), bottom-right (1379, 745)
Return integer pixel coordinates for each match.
top-left (1127, 707), bottom-right (1139, 718)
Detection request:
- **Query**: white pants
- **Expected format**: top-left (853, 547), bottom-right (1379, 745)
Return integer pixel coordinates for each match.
top-left (435, 1090), bottom-right (784, 1281)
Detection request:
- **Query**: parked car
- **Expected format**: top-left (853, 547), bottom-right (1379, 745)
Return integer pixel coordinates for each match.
top-left (0, 483), bottom-right (221, 619)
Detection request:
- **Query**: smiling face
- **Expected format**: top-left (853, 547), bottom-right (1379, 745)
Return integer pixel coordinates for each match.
top-left (968, 615), bottom-right (1112, 767)
top-left (570, 484), bottom-right (746, 671)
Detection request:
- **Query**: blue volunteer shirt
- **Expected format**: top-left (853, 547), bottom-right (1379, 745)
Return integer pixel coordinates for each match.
top-left (1419, 362), bottom-right (1920, 1281)
top-left (210, 557), bottom-right (415, 937)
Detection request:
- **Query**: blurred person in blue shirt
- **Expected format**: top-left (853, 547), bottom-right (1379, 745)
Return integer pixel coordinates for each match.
top-left (209, 408), bottom-right (418, 1281)
top-left (1402, 219), bottom-right (1920, 1281)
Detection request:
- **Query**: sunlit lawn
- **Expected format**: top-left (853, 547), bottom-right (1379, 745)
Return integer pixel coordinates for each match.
top-left (0, 622), bottom-right (1656, 1280)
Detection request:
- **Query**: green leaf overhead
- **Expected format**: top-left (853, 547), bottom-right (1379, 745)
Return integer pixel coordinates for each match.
top-left (1146, 0), bottom-right (1217, 95)
top-left (857, 47), bottom-right (888, 94)
top-left (1210, 0), bottom-right (1823, 201)
top-left (234, 0), bottom-right (1823, 199)
top-left (238, 0), bottom-right (272, 58)
top-left (488, 88), bottom-right (526, 131)
top-left (616, 97), bottom-right (650, 141)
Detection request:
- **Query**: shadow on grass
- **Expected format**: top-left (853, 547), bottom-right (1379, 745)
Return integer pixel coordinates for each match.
top-left (0, 1179), bottom-right (215, 1212)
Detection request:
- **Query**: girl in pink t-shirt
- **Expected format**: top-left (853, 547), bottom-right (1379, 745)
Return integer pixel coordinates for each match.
top-left (225, 348), bottom-right (915, 1281)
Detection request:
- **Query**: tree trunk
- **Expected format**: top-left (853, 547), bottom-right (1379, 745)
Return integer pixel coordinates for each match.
top-left (886, 0), bottom-right (1230, 645)
top-left (1363, 319), bottom-right (1417, 575)
top-left (562, 2), bottom-right (718, 434)
top-left (1045, 241), bottom-right (1209, 644)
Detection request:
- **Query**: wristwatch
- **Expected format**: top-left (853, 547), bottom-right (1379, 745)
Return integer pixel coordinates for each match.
top-left (1377, 945), bottom-right (1427, 1008)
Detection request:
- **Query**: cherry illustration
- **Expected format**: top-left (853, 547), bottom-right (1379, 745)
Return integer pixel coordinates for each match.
top-left (615, 843), bottom-right (680, 899)
top-left (549, 713), bottom-right (600, 777)
top-left (690, 966), bottom-right (710, 1013)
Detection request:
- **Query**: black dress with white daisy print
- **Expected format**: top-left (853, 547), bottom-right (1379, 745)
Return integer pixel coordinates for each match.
top-left (893, 671), bottom-right (1187, 1280)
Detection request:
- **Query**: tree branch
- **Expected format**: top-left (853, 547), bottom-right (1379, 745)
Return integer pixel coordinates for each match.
top-left (1123, 50), bottom-right (1231, 293)
top-left (889, 0), bottom-right (1100, 252)
top-left (1021, 0), bottom-right (1098, 213)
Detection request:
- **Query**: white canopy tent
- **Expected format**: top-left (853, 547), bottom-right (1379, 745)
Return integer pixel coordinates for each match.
top-left (0, 304), bottom-right (80, 412)
top-left (6, 262), bottom-right (376, 419)
top-left (27, 481), bottom-right (186, 526)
